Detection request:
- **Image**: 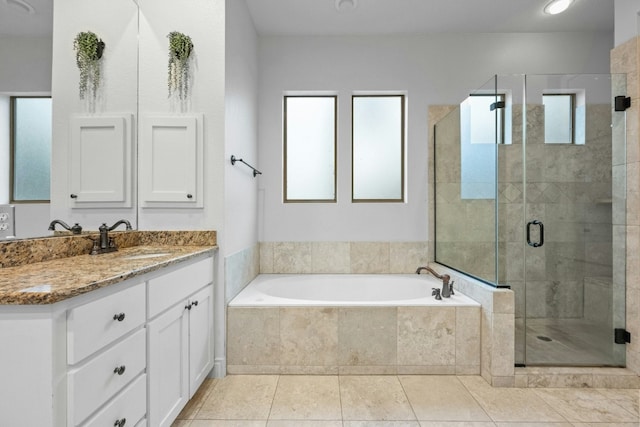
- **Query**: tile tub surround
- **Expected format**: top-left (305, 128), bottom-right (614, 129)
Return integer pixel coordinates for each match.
top-left (227, 304), bottom-right (480, 375)
top-left (0, 230), bottom-right (217, 304)
top-left (259, 241), bottom-right (429, 274)
top-left (428, 264), bottom-right (515, 387)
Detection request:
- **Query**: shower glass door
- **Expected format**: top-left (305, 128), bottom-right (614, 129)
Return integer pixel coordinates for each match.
top-left (515, 74), bottom-right (627, 366)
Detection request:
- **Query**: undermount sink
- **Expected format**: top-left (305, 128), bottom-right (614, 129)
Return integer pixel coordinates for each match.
top-left (121, 252), bottom-right (172, 260)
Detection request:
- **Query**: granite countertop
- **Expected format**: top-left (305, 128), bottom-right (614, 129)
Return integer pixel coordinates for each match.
top-left (0, 231), bottom-right (217, 305)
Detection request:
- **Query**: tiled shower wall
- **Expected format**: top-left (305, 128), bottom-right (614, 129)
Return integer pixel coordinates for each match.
top-left (433, 103), bottom-right (614, 322)
top-left (502, 103), bottom-right (614, 321)
top-left (612, 36), bottom-right (640, 376)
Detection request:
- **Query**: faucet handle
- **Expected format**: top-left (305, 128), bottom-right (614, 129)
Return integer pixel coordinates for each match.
top-left (449, 281), bottom-right (455, 295)
top-left (432, 288), bottom-right (442, 300)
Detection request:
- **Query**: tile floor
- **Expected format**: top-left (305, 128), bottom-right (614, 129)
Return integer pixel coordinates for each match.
top-left (172, 375), bottom-right (639, 426)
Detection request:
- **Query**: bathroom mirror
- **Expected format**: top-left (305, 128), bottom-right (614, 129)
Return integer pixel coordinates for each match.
top-left (1, 0), bottom-right (140, 239)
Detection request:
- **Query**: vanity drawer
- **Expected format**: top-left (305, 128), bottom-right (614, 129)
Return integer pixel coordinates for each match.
top-left (67, 282), bottom-right (146, 364)
top-left (68, 329), bottom-right (146, 426)
top-left (148, 258), bottom-right (213, 318)
top-left (81, 373), bottom-right (146, 427)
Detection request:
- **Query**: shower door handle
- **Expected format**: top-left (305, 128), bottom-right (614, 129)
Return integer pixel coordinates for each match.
top-left (526, 220), bottom-right (544, 247)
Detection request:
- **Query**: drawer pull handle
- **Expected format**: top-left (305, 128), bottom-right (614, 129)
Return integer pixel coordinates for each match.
top-left (70, 193), bottom-right (78, 199)
top-left (113, 313), bottom-right (126, 322)
top-left (113, 365), bottom-right (126, 375)
top-left (114, 418), bottom-right (126, 427)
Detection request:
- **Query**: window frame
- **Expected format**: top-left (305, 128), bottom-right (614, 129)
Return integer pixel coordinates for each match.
top-left (542, 93), bottom-right (576, 145)
top-left (10, 95), bottom-right (52, 204)
top-left (351, 94), bottom-right (406, 203)
top-left (283, 95), bottom-right (338, 203)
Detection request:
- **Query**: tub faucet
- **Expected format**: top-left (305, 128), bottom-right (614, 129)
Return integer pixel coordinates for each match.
top-left (48, 219), bottom-right (82, 235)
top-left (91, 219), bottom-right (132, 255)
top-left (416, 266), bottom-right (452, 298)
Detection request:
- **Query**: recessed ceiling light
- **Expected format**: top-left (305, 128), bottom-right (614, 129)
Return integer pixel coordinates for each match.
top-left (335, 0), bottom-right (358, 12)
top-left (2, 0), bottom-right (36, 14)
top-left (544, 0), bottom-right (574, 15)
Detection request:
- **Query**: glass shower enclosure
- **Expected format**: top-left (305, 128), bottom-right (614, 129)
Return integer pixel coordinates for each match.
top-left (433, 74), bottom-right (628, 367)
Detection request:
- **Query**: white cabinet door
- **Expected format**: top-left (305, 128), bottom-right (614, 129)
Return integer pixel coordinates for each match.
top-left (147, 302), bottom-right (189, 427)
top-left (139, 115), bottom-right (203, 208)
top-left (69, 115), bottom-right (133, 208)
top-left (188, 286), bottom-right (214, 397)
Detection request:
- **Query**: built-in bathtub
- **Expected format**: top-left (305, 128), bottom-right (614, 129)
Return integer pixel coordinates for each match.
top-left (227, 274), bottom-right (481, 375)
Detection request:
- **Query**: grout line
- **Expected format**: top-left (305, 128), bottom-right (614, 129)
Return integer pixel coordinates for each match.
top-left (396, 374), bottom-right (420, 424)
top-left (338, 374), bottom-right (345, 425)
top-left (456, 375), bottom-right (496, 424)
top-left (265, 374), bottom-right (281, 421)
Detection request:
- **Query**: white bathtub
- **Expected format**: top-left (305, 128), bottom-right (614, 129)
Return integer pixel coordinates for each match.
top-left (228, 274), bottom-right (480, 307)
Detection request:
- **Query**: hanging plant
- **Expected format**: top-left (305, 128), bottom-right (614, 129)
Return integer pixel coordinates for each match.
top-left (167, 31), bottom-right (194, 100)
top-left (73, 31), bottom-right (105, 100)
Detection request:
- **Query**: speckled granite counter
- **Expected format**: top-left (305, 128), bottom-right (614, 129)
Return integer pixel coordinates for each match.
top-left (0, 231), bottom-right (217, 305)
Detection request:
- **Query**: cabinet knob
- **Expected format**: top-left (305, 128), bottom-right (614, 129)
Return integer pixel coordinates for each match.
top-left (114, 418), bottom-right (126, 427)
top-left (113, 365), bottom-right (126, 375)
top-left (70, 194), bottom-right (78, 199)
top-left (187, 193), bottom-right (193, 199)
top-left (192, 300), bottom-right (198, 307)
top-left (185, 303), bottom-right (192, 311)
top-left (113, 313), bottom-right (126, 322)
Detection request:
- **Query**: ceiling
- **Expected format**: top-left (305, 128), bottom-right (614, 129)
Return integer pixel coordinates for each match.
top-left (245, 0), bottom-right (613, 36)
top-left (0, 0), bottom-right (52, 37)
top-left (0, 0), bottom-right (613, 38)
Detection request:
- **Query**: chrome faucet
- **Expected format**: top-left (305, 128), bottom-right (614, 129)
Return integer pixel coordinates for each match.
top-left (416, 266), bottom-right (454, 298)
top-left (91, 219), bottom-right (132, 255)
top-left (48, 220), bottom-right (83, 235)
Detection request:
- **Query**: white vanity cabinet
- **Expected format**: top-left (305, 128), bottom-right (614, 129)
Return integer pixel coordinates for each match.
top-left (67, 282), bottom-right (147, 426)
top-left (0, 253), bottom-right (215, 427)
top-left (147, 258), bottom-right (214, 427)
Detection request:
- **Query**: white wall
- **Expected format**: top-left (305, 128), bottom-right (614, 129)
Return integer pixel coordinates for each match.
top-left (0, 36), bottom-right (52, 237)
top-left (258, 31), bottom-right (613, 242)
top-left (0, 37), bottom-right (51, 92)
top-left (225, 0), bottom-right (259, 255)
top-left (136, 0), bottom-right (226, 232)
top-left (0, 96), bottom-right (9, 204)
top-left (615, 0), bottom-right (640, 46)
top-left (51, 0), bottom-right (138, 230)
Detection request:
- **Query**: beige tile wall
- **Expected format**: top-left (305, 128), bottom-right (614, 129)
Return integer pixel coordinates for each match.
top-left (612, 36), bottom-right (640, 376)
top-left (225, 243), bottom-right (260, 303)
top-left (259, 241), bottom-right (429, 274)
top-left (227, 305), bottom-right (480, 375)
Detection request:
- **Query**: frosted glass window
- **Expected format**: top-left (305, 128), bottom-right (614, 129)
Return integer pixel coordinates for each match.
top-left (284, 96), bottom-right (336, 202)
top-left (11, 97), bottom-right (52, 202)
top-left (469, 94), bottom-right (503, 144)
top-left (352, 95), bottom-right (404, 202)
top-left (543, 94), bottom-right (574, 144)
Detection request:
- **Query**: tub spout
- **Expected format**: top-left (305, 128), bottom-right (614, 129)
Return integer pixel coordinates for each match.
top-left (416, 266), bottom-right (451, 298)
